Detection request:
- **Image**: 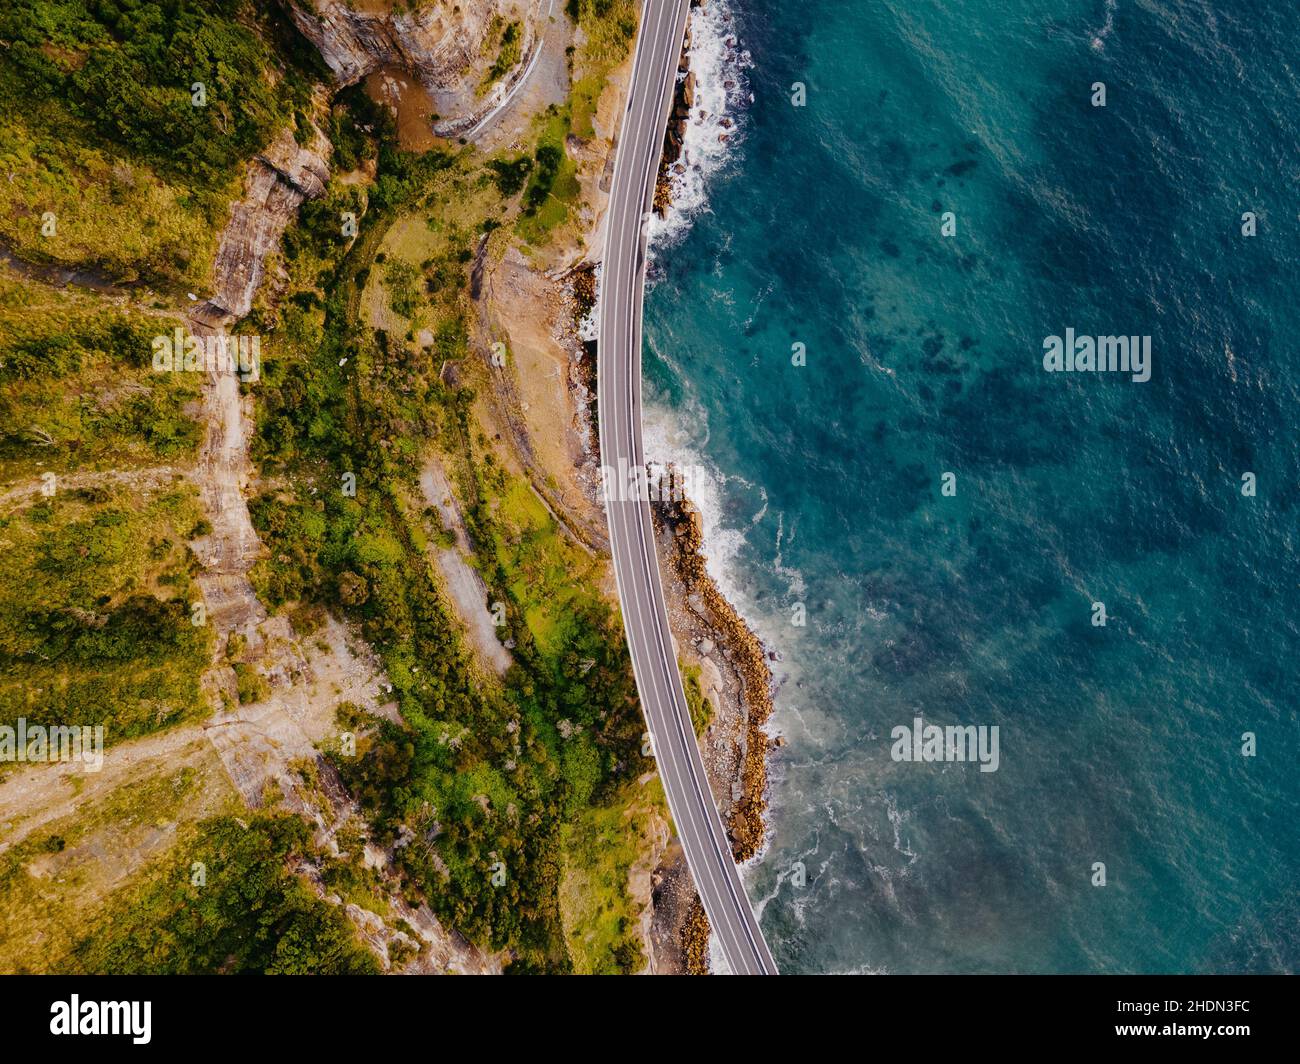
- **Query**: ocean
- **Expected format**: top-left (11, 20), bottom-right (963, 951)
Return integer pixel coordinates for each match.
top-left (642, 0), bottom-right (1300, 973)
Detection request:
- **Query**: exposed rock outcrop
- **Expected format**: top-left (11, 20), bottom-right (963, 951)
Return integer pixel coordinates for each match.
top-left (282, 0), bottom-right (540, 134)
top-left (681, 894), bottom-right (711, 975)
top-left (192, 124), bottom-right (331, 328)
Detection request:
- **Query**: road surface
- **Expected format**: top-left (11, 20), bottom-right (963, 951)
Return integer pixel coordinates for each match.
top-left (598, 0), bottom-right (779, 976)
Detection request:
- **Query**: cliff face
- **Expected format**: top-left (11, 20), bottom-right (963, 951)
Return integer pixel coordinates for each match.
top-left (193, 124), bottom-right (331, 328)
top-left (284, 0), bottom-right (536, 103)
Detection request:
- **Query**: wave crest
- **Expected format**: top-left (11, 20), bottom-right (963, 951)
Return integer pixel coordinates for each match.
top-left (647, 0), bottom-right (754, 256)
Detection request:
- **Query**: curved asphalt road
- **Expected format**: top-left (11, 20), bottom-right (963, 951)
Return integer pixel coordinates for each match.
top-left (598, 0), bottom-right (778, 976)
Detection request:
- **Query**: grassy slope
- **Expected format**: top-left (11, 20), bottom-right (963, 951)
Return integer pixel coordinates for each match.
top-left (0, 481), bottom-right (213, 748)
top-left (559, 778), bottom-right (663, 974)
top-left (0, 747), bottom-right (240, 972)
top-left (0, 4), bottom-right (378, 974)
top-left (0, 0), bottom-right (316, 288)
top-left (67, 810), bottom-right (381, 974)
top-left (0, 266), bottom-right (202, 480)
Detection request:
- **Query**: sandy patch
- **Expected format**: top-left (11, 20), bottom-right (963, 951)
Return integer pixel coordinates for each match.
top-left (365, 66), bottom-right (448, 152)
top-left (418, 457), bottom-right (513, 677)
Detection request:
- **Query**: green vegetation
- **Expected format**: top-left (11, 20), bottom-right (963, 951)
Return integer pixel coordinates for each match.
top-left (0, 270), bottom-right (202, 480)
top-left (566, 0), bottom-right (638, 56)
top-left (569, 74), bottom-right (605, 141)
top-left (244, 102), bottom-right (651, 968)
top-left (566, 0), bottom-right (636, 138)
top-left (68, 812), bottom-right (379, 974)
top-left (384, 258), bottom-right (422, 320)
top-left (319, 815), bottom-right (390, 917)
top-left (232, 662), bottom-right (269, 705)
top-left (0, 0), bottom-right (662, 975)
top-left (0, 484), bottom-right (213, 748)
top-left (480, 18), bottom-right (523, 93)
top-left (487, 155), bottom-right (534, 198)
top-left (0, 755), bottom-right (242, 972)
top-left (559, 781), bottom-right (661, 973)
top-left (505, 0), bottom-right (641, 240)
top-left (0, 0), bottom-right (298, 185)
top-left (0, 0), bottom-right (320, 284)
top-left (516, 108), bottom-right (582, 243)
top-left (682, 661), bottom-right (713, 736)
top-left (0, 2), bottom-right (303, 971)
top-left (327, 86), bottom-right (389, 174)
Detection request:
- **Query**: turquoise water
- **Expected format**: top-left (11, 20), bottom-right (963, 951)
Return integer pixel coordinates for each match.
top-left (643, 0), bottom-right (1299, 973)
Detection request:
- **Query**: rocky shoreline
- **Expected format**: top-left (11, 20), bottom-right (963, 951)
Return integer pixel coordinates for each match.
top-left (559, 272), bottom-right (778, 972)
top-left (654, 11), bottom-right (696, 216)
top-left (652, 482), bottom-right (777, 863)
top-left (639, 472), bottom-right (780, 974)
top-left (653, 0), bottom-right (744, 222)
top-left (680, 895), bottom-right (712, 975)
top-left (553, 0), bottom-right (772, 970)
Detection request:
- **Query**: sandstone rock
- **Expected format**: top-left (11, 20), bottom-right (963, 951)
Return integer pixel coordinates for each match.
top-left (284, 0), bottom-right (538, 123)
top-left (194, 126), bottom-right (330, 327)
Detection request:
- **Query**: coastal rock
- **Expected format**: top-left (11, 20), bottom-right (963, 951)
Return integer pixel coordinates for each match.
top-left (656, 20), bottom-right (697, 215)
top-left (681, 895), bottom-right (711, 976)
top-left (654, 492), bottom-right (777, 864)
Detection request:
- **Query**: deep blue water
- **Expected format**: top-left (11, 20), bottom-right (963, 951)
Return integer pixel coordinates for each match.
top-left (644, 0), bottom-right (1299, 973)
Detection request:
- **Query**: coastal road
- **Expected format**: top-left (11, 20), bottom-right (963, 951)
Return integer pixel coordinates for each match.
top-left (598, 0), bottom-right (779, 976)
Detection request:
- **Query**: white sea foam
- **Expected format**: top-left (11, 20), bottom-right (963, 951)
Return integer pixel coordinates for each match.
top-left (641, 401), bottom-right (750, 608)
top-left (636, 3), bottom-right (793, 884)
top-left (826, 962), bottom-right (890, 975)
top-left (643, 398), bottom-right (797, 867)
top-left (639, 0), bottom-right (769, 650)
top-left (576, 262), bottom-right (600, 343)
top-left (773, 513), bottom-right (807, 600)
top-left (646, 0), bottom-right (754, 256)
top-left (642, 399), bottom-right (791, 685)
top-left (750, 873), bottom-right (784, 924)
top-left (1091, 0), bottom-right (1118, 51)
top-left (884, 792), bottom-right (918, 866)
